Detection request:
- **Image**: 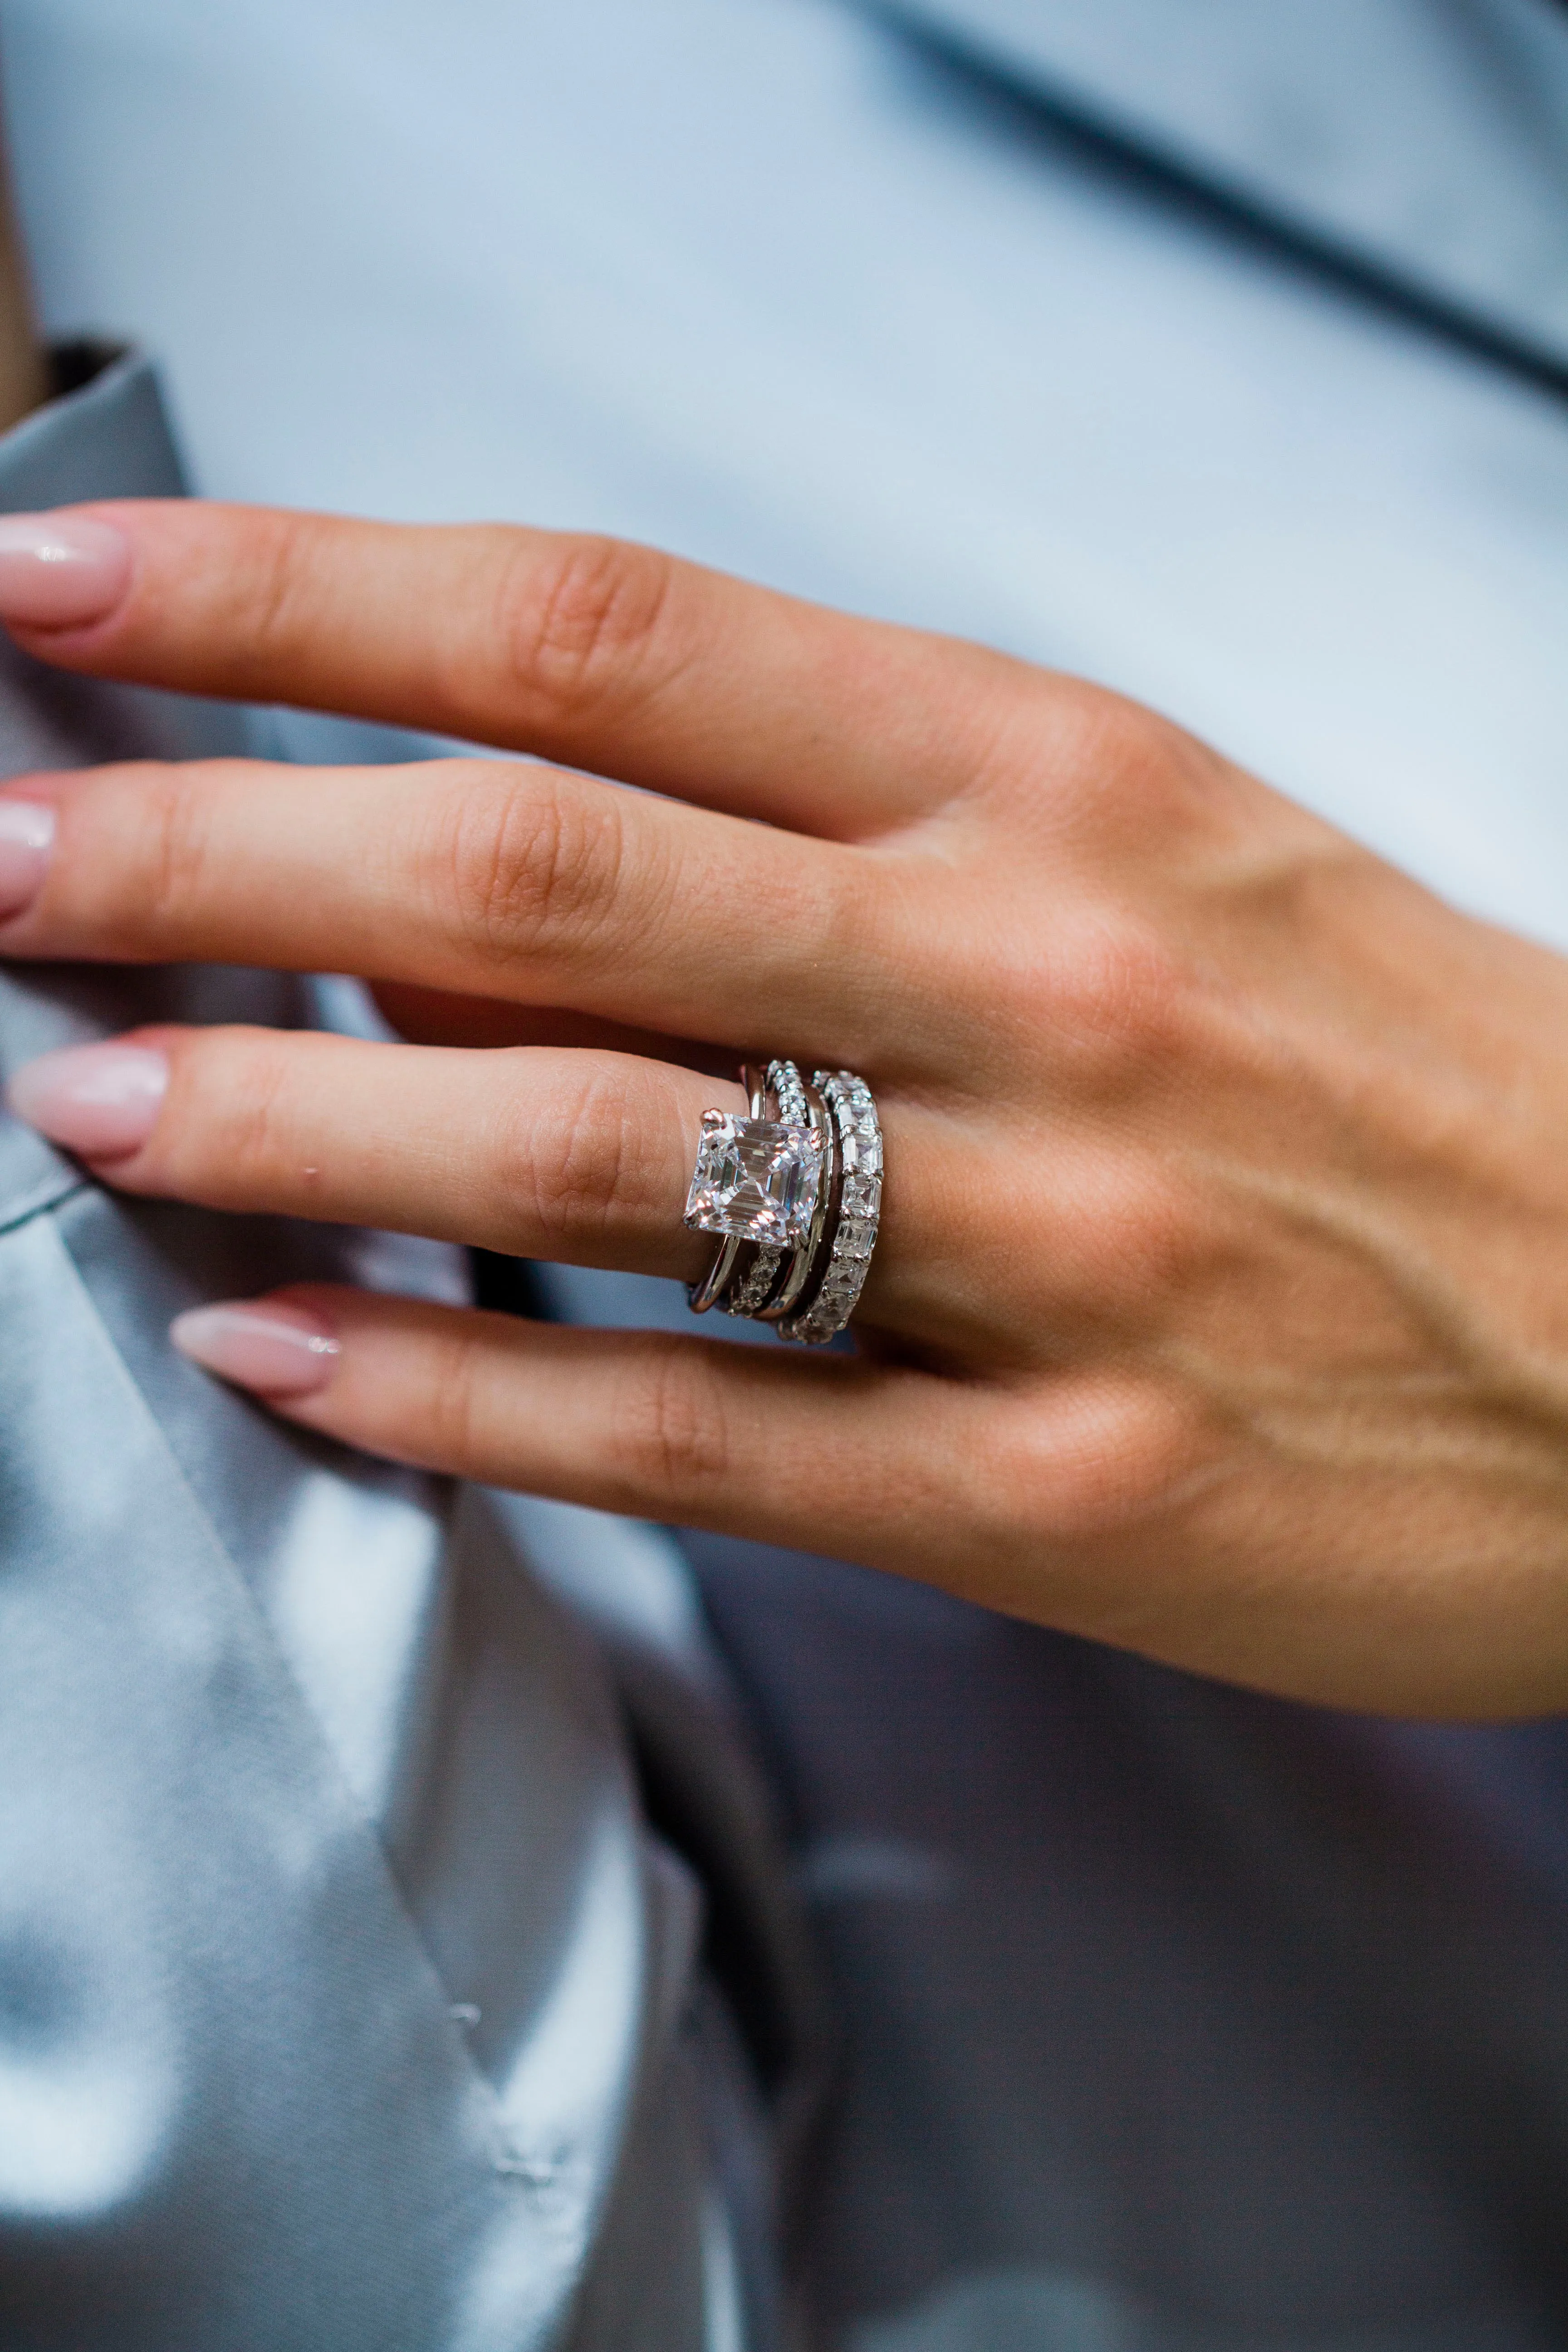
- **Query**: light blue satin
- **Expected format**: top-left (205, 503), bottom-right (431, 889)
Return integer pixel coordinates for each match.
top-left (0, 353), bottom-right (794, 2351)
top-left (883, 0), bottom-right (1568, 364)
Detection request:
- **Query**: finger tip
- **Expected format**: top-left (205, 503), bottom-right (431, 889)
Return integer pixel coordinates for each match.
top-left (4, 1039), bottom-right (168, 1156)
top-left (170, 1299), bottom-right (342, 1400)
top-left (0, 510), bottom-right (134, 634)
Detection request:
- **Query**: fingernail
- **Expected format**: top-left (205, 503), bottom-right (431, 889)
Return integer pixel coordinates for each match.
top-left (5, 1040), bottom-right (168, 1157)
top-left (0, 799), bottom-right (54, 917)
top-left (0, 511), bottom-right (132, 629)
top-left (171, 1302), bottom-right (342, 1399)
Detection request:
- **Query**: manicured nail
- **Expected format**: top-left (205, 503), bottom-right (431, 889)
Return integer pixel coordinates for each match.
top-left (0, 511), bottom-right (132, 629)
top-left (0, 799), bottom-right (54, 917)
top-left (5, 1040), bottom-right (168, 1157)
top-left (170, 1302), bottom-right (342, 1399)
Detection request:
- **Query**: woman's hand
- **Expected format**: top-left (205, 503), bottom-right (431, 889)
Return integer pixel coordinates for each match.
top-left (4, 501), bottom-right (1568, 1717)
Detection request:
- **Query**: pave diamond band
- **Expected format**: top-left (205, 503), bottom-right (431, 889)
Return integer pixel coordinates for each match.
top-left (756, 1073), bottom-right (838, 1325)
top-left (685, 1060), bottom-right (882, 1342)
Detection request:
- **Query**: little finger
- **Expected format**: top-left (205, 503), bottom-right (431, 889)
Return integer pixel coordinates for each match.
top-left (169, 1286), bottom-right (1006, 1569)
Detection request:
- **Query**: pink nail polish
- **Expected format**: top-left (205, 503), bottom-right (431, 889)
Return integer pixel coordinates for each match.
top-left (5, 1041), bottom-right (168, 1157)
top-left (170, 1303), bottom-right (342, 1399)
top-left (0, 799), bottom-right (54, 917)
top-left (0, 511), bottom-right (132, 629)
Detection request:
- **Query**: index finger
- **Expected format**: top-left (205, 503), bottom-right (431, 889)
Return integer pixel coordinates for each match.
top-left (0, 502), bottom-right (1024, 838)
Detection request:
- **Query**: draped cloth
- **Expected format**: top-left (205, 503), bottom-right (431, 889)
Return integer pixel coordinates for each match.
top-left (0, 348), bottom-right (819, 2352)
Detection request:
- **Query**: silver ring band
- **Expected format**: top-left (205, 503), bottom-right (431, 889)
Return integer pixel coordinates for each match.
top-left (684, 1060), bottom-right (881, 1342)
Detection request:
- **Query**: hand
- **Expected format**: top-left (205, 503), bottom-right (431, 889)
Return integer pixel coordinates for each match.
top-left (4, 503), bottom-right (1568, 1718)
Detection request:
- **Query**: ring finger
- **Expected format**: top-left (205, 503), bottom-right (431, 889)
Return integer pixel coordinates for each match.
top-left (5, 1025), bottom-right (1098, 1357)
top-left (6, 1026), bottom-right (755, 1282)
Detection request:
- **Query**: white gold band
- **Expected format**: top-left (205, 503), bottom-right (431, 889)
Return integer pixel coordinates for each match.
top-left (686, 1060), bottom-right (882, 1342)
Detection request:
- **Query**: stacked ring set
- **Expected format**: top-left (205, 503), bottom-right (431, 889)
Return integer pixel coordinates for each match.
top-left (684, 1058), bottom-right (882, 1344)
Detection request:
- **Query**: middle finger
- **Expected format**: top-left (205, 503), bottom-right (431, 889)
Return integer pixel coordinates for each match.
top-left (0, 752), bottom-right (906, 1059)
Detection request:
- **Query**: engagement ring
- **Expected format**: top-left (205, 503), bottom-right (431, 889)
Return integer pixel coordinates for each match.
top-left (685, 1061), bottom-right (882, 1343)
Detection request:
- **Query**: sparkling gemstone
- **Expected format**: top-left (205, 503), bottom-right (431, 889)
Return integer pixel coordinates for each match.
top-left (842, 1129), bottom-right (882, 1176)
top-left (841, 1171), bottom-right (881, 1218)
top-left (684, 1114), bottom-right (823, 1245)
top-left (836, 1217), bottom-right (877, 1262)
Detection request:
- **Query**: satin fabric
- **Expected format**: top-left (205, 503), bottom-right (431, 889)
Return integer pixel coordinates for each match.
top-left (878, 0), bottom-right (1568, 370)
top-left (0, 351), bottom-right (795, 2351)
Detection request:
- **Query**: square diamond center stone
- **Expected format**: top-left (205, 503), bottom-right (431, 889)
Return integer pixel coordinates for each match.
top-left (685, 1113), bottom-right (822, 1247)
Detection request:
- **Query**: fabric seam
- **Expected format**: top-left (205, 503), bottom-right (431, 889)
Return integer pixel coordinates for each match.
top-left (0, 1166), bottom-right (88, 1239)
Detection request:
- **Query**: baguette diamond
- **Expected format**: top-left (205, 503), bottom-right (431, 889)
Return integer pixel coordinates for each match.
top-left (779, 1070), bottom-right (883, 1345)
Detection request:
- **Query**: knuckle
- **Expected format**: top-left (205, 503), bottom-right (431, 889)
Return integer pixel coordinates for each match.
top-left (498, 532), bottom-right (683, 725)
top-left (1051, 1148), bottom-right (1202, 1315)
top-left (1009, 682), bottom-right (1235, 850)
top-left (162, 1027), bottom-right (293, 1190)
top-left (1083, 695), bottom-right (1220, 826)
top-left (1034, 912), bottom-right (1197, 1088)
top-left (508, 1059), bottom-right (667, 1246)
top-left (1084, 694), bottom-right (1181, 789)
top-left (211, 1031), bottom-right (295, 1173)
top-left (421, 1323), bottom-right (492, 1470)
top-left (612, 1339), bottom-right (732, 1503)
top-left (1112, 1173), bottom-right (1198, 1297)
top-left (439, 769), bottom-right (626, 967)
top-left (135, 763), bottom-right (222, 934)
top-left (233, 508), bottom-right (326, 665)
top-left (978, 1377), bottom-right (1206, 1552)
top-left (971, 1141), bottom-right (1195, 1347)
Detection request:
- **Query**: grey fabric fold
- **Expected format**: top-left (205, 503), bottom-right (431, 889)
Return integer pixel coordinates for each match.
top-left (0, 350), bottom-right (795, 2351)
top-left (867, 0), bottom-right (1568, 377)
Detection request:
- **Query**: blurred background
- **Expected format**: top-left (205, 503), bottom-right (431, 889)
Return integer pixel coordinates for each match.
top-left (4, 0), bottom-right (1567, 941)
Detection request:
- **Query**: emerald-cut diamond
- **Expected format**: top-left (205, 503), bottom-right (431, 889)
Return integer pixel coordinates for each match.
top-left (840, 1125), bottom-right (881, 1177)
top-left (685, 1113), bottom-right (823, 1247)
top-left (836, 1216), bottom-right (878, 1263)
top-left (841, 1170), bottom-right (881, 1219)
